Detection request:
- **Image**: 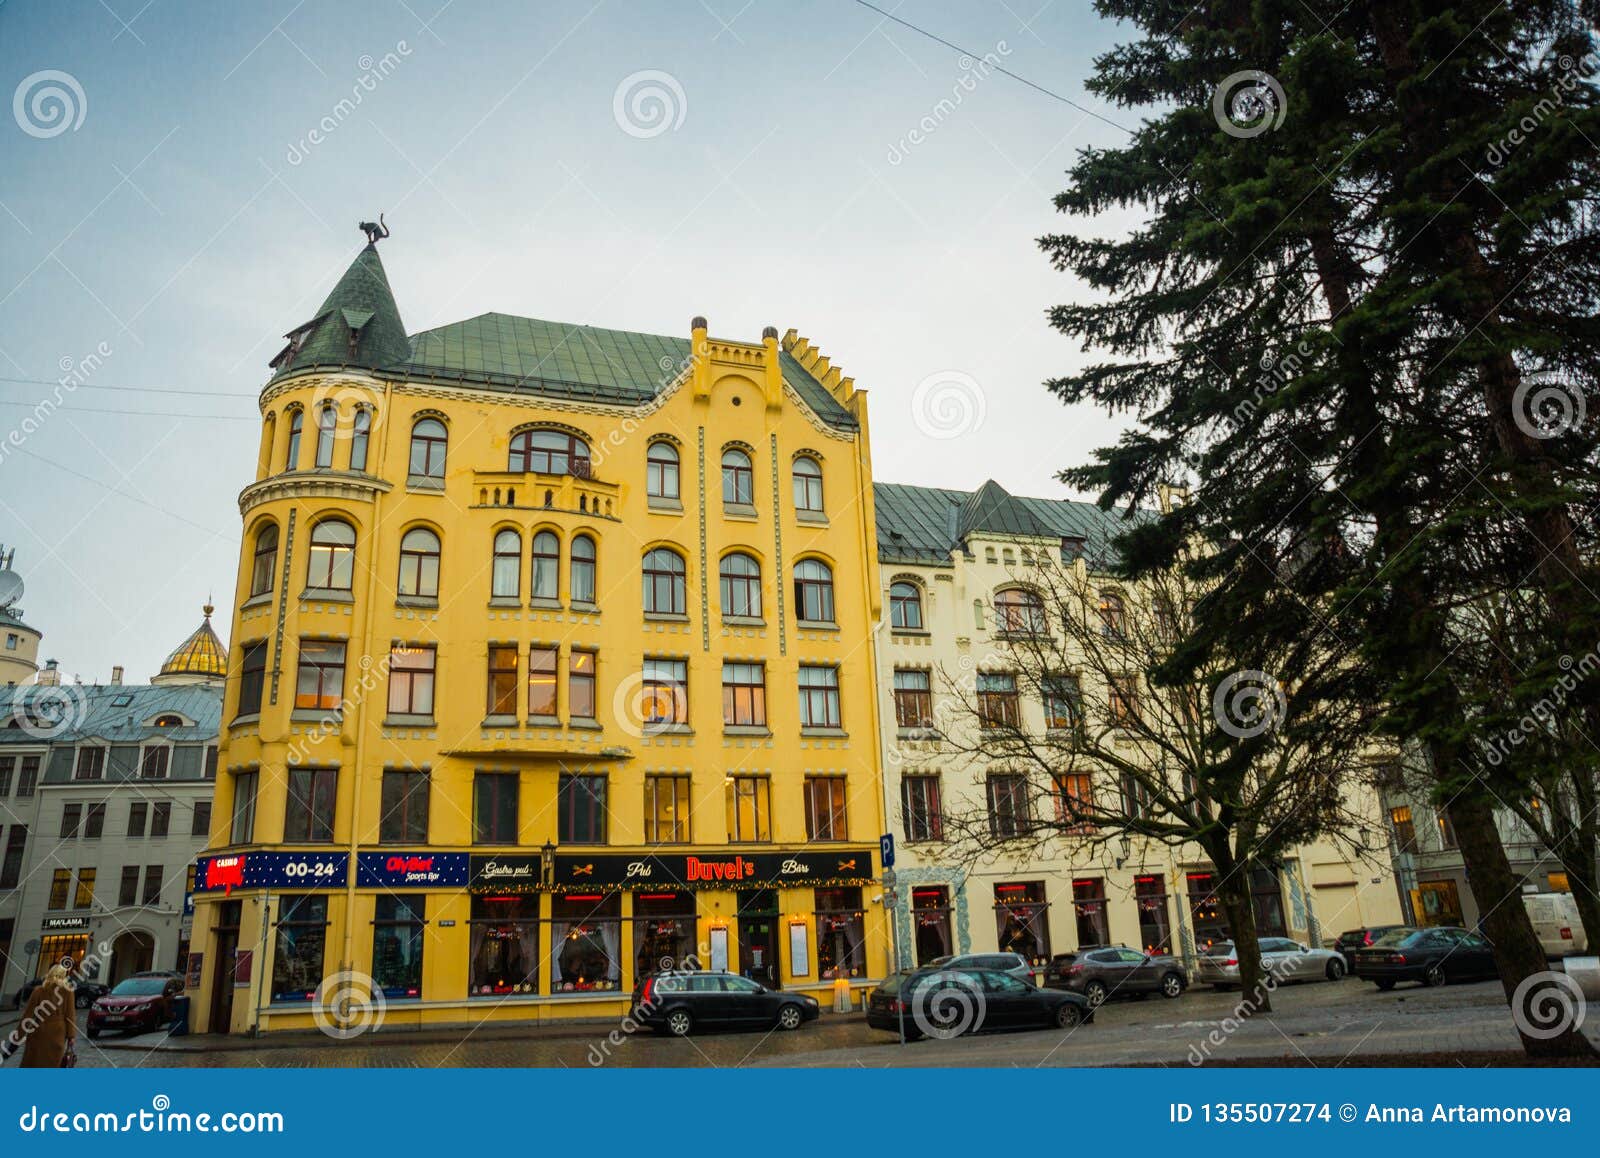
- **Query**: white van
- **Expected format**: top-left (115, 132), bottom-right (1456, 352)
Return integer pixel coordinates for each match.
top-left (1522, 892), bottom-right (1588, 956)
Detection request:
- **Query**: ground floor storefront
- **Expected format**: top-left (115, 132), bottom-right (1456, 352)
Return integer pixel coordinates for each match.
top-left (885, 852), bottom-right (1383, 972)
top-left (188, 845), bottom-right (888, 1034)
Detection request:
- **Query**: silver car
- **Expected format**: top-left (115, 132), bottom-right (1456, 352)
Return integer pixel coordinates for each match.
top-left (1197, 936), bottom-right (1348, 989)
top-left (927, 952), bottom-right (1036, 983)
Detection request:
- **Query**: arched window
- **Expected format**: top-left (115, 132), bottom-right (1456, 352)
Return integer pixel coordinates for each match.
top-left (719, 552), bottom-right (762, 618)
top-left (889, 581), bottom-right (923, 630)
top-left (792, 456), bottom-right (823, 513)
top-left (283, 408), bottom-right (303, 472)
top-left (642, 547), bottom-right (686, 615)
top-left (509, 428), bottom-right (590, 476)
top-left (258, 414), bottom-right (276, 475)
top-left (409, 418), bottom-right (447, 482)
top-left (250, 523), bottom-right (279, 597)
top-left (491, 529), bottom-right (521, 599)
top-left (995, 588), bottom-right (1047, 635)
top-left (349, 407), bottom-right (371, 472)
top-left (721, 448), bottom-right (754, 505)
top-left (306, 519), bottom-right (356, 590)
top-left (397, 527), bottom-right (441, 599)
top-left (314, 404), bottom-right (337, 468)
top-left (531, 531), bottom-right (560, 601)
top-left (1097, 589), bottom-right (1127, 638)
top-left (794, 559), bottom-right (835, 624)
top-left (570, 534), bottom-right (597, 605)
top-left (646, 442), bottom-right (680, 499)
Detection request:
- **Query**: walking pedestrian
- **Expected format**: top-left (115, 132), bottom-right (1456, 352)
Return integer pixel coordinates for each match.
top-left (13, 965), bottom-right (78, 1068)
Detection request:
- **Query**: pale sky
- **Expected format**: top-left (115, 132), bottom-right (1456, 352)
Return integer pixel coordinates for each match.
top-left (1, 0), bottom-right (1135, 684)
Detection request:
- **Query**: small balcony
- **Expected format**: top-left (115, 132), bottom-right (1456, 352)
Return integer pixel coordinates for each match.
top-left (472, 468), bottom-right (621, 520)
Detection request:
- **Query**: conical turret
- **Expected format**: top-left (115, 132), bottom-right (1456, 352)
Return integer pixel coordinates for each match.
top-left (269, 238), bottom-right (410, 379)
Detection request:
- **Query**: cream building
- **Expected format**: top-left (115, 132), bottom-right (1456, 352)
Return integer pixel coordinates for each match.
top-left (870, 480), bottom-right (1404, 973)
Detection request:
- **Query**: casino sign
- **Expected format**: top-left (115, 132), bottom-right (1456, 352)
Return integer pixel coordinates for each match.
top-left (195, 851), bottom-right (349, 894)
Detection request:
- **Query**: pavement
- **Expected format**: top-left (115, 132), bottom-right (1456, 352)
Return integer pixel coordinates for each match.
top-left (19, 973), bottom-right (1597, 1069)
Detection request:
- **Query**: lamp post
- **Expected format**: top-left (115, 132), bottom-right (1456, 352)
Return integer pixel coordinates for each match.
top-left (541, 841), bottom-right (556, 888)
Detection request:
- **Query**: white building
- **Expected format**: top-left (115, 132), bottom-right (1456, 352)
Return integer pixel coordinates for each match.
top-left (870, 480), bottom-right (1404, 971)
top-left (0, 607), bottom-right (223, 998)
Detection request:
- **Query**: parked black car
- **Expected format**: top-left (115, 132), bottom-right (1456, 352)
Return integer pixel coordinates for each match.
top-left (867, 966), bottom-right (1093, 1039)
top-left (1044, 946), bottom-right (1187, 1005)
top-left (13, 976), bottom-right (108, 1010)
top-left (631, 971), bottom-right (819, 1036)
top-left (1335, 925), bottom-right (1412, 974)
top-left (1352, 926), bottom-right (1499, 989)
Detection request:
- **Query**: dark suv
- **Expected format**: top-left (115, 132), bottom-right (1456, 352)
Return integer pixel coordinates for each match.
top-left (1045, 946), bottom-right (1187, 1005)
top-left (1336, 926), bottom-right (1411, 974)
top-left (631, 971), bottom-right (819, 1037)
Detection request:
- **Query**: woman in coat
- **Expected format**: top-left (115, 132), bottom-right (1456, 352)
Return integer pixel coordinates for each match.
top-left (18, 964), bottom-right (77, 1067)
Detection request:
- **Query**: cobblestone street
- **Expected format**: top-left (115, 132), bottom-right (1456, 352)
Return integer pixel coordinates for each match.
top-left (31, 975), bottom-right (1599, 1070)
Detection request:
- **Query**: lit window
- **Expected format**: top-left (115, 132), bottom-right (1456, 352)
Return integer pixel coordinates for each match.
top-left (387, 646), bottom-right (437, 717)
top-left (295, 639), bottom-right (347, 711)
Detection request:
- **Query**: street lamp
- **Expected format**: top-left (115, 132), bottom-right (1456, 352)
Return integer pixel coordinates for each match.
top-left (541, 840), bottom-right (556, 887)
top-left (1116, 833), bottom-right (1133, 869)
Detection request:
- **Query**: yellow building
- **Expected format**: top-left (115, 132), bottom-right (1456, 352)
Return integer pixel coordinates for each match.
top-left (189, 237), bottom-right (889, 1034)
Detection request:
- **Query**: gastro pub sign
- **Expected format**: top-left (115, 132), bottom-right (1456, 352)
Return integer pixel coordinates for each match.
top-left (551, 849), bottom-right (875, 891)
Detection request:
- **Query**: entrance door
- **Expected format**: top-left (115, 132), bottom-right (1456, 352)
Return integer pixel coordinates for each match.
top-left (110, 931), bottom-right (155, 985)
top-left (737, 889), bottom-right (780, 989)
top-left (208, 901), bottom-right (242, 1034)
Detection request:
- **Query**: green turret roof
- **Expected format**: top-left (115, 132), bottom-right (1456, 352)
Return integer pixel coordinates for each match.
top-left (270, 243), bottom-right (410, 379)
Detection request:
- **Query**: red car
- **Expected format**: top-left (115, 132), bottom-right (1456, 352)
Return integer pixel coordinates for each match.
top-left (86, 972), bottom-right (184, 1038)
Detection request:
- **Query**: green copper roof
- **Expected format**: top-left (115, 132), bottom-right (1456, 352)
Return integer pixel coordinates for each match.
top-left (270, 243), bottom-right (411, 380)
top-left (395, 312), bottom-right (857, 430)
top-left (269, 247), bottom-right (859, 431)
top-left (874, 481), bottom-right (1140, 570)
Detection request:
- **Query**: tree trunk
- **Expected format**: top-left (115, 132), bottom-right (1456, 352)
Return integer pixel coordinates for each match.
top-left (1214, 857), bottom-right (1271, 1014)
top-left (1444, 791), bottom-right (1597, 1058)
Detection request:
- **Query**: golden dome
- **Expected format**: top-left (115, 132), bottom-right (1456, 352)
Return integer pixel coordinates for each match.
top-left (154, 603), bottom-right (228, 685)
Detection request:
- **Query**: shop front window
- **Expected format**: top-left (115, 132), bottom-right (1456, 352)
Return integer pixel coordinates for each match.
top-left (550, 893), bottom-right (622, 992)
top-left (469, 895), bottom-right (539, 996)
top-left (372, 895), bottom-right (425, 999)
top-left (35, 934), bottom-right (89, 976)
top-left (1186, 872), bottom-right (1229, 952)
top-left (1134, 875), bottom-right (1172, 954)
top-left (271, 895), bottom-right (328, 1002)
top-left (911, 885), bottom-right (952, 965)
top-left (1250, 867), bottom-right (1288, 938)
top-left (1072, 877), bottom-right (1108, 947)
top-left (994, 881), bottom-right (1052, 965)
top-left (815, 887), bottom-right (866, 979)
top-left (634, 891), bottom-right (697, 976)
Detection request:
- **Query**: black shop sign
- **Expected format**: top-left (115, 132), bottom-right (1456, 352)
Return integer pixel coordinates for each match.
top-left (552, 848), bottom-right (875, 890)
